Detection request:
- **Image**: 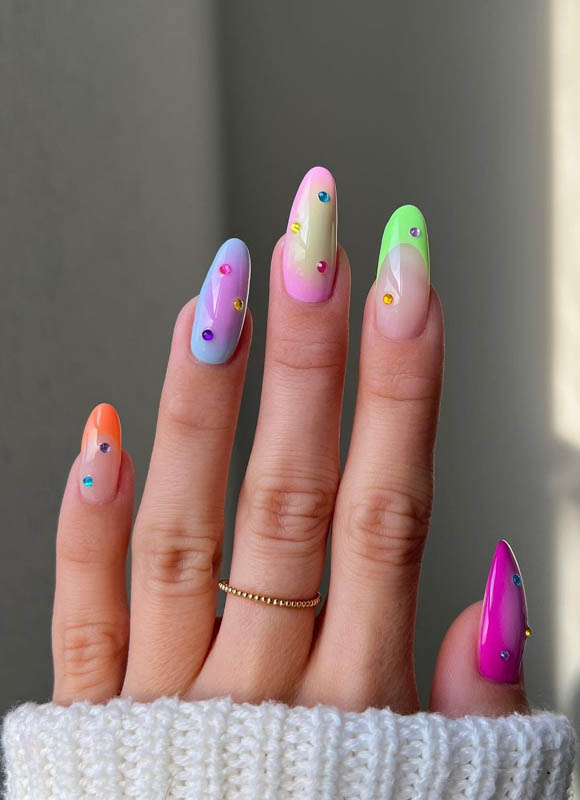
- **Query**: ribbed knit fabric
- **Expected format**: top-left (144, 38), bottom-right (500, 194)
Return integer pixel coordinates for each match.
top-left (2, 696), bottom-right (575, 799)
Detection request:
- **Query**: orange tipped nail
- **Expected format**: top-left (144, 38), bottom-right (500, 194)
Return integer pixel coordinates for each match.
top-left (79, 403), bottom-right (122, 504)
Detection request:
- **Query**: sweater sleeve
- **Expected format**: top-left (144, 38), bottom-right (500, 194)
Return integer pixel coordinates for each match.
top-left (2, 696), bottom-right (575, 800)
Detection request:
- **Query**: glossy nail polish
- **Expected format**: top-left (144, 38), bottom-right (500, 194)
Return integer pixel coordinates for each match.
top-left (376, 205), bottom-right (430, 340)
top-left (283, 166), bottom-right (337, 302)
top-left (191, 238), bottom-right (250, 364)
top-left (80, 403), bottom-right (122, 504)
top-left (479, 540), bottom-right (530, 683)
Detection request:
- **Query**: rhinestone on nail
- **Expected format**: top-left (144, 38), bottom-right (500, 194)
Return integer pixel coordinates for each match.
top-left (82, 476), bottom-right (94, 487)
top-left (317, 260), bottom-right (327, 273)
top-left (202, 329), bottom-right (213, 341)
top-left (290, 221), bottom-right (301, 233)
top-left (233, 298), bottom-right (244, 311)
top-left (409, 227), bottom-right (421, 238)
top-left (512, 573), bottom-right (522, 587)
top-left (318, 191), bottom-right (330, 203)
top-left (219, 263), bottom-right (231, 275)
top-left (383, 293), bottom-right (394, 305)
top-left (525, 626), bottom-right (532, 638)
top-left (99, 442), bottom-right (111, 454)
top-left (499, 650), bottom-right (510, 661)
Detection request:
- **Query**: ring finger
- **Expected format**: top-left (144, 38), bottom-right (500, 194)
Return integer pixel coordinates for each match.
top-left (123, 238), bottom-right (251, 699)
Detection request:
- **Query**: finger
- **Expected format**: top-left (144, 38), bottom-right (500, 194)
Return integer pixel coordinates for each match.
top-left (198, 168), bottom-right (348, 702)
top-left (124, 238), bottom-right (251, 699)
top-left (53, 404), bottom-right (133, 704)
top-left (431, 540), bottom-right (530, 716)
top-left (305, 206), bottom-right (443, 713)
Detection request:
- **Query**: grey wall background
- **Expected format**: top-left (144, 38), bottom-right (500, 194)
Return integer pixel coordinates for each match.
top-left (1, 0), bottom-right (578, 758)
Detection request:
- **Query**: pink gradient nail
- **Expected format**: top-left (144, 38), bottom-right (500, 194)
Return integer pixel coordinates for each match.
top-left (282, 166), bottom-right (337, 302)
top-left (479, 540), bottom-right (529, 683)
top-left (79, 403), bottom-right (122, 504)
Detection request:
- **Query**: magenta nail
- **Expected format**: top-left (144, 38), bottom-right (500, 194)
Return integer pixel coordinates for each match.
top-left (479, 540), bottom-right (530, 684)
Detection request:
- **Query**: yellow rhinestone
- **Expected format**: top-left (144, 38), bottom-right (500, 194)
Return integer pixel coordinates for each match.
top-left (233, 298), bottom-right (244, 311)
top-left (525, 626), bottom-right (532, 638)
top-left (383, 293), bottom-right (394, 305)
top-left (290, 221), bottom-right (301, 233)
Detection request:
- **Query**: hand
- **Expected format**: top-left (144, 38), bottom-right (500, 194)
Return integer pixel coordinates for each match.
top-left (51, 167), bottom-right (529, 719)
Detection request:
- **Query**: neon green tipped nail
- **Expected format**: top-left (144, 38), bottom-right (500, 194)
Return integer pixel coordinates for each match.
top-left (377, 205), bottom-right (429, 280)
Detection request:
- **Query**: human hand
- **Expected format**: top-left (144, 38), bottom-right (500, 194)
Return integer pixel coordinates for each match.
top-left (51, 167), bottom-right (529, 720)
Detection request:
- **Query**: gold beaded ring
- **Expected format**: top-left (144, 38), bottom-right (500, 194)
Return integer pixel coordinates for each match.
top-left (218, 579), bottom-right (322, 609)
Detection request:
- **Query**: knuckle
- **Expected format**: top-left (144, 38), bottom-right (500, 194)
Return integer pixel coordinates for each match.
top-left (243, 475), bottom-right (337, 557)
top-left (366, 365), bottom-right (441, 406)
top-left (57, 524), bottom-right (126, 567)
top-left (134, 524), bottom-right (221, 597)
top-left (161, 374), bottom-right (233, 434)
top-left (61, 619), bottom-right (128, 687)
top-left (270, 332), bottom-right (345, 376)
top-left (345, 487), bottom-right (432, 569)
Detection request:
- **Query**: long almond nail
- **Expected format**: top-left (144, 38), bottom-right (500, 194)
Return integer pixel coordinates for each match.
top-left (283, 166), bottom-right (337, 302)
top-left (80, 403), bottom-right (122, 504)
top-left (191, 238), bottom-right (251, 364)
top-left (479, 540), bottom-right (530, 684)
top-left (376, 205), bottom-right (430, 340)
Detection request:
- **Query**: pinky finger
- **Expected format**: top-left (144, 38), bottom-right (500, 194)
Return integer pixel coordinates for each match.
top-left (52, 404), bottom-right (133, 705)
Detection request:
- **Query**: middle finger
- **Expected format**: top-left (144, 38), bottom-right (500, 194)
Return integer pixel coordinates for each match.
top-left (198, 167), bottom-right (348, 701)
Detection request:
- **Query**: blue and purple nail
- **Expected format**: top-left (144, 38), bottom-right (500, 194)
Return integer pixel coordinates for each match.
top-left (191, 238), bottom-right (251, 364)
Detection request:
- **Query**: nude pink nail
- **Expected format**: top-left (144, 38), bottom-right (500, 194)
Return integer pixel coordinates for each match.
top-left (479, 540), bottom-right (530, 684)
top-left (282, 166), bottom-right (337, 302)
top-left (79, 403), bottom-right (122, 504)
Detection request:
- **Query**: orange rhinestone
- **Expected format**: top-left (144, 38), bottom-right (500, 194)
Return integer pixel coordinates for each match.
top-left (383, 293), bottom-right (394, 305)
top-left (233, 298), bottom-right (244, 311)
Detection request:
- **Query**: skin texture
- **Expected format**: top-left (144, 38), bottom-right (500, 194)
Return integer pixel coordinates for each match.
top-left (51, 170), bottom-right (530, 721)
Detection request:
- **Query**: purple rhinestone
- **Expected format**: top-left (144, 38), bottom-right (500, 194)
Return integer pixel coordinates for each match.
top-left (499, 650), bottom-right (510, 661)
top-left (409, 226), bottom-right (421, 238)
top-left (99, 442), bottom-right (111, 454)
top-left (202, 329), bottom-right (213, 341)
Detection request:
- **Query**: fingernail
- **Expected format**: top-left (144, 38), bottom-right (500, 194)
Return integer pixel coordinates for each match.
top-left (191, 238), bottom-right (251, 364)
top-left (282, 166), bottom-right (337, 302)
top-left (80, 403), bottom-right (122, 504)
top-left (479, 540), bottom-right (530, 684)
top-left (376, 205), bottom-right (430, 340)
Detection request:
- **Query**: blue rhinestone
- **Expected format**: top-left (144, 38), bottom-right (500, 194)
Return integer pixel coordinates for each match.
top-left (82, 476), bottom-right (93, 487)
top-left (318, 191), bottom-right (330, 203)
top-left (99, 442), bottom-right (111, 454)
top-left (499, 650), bottom-right (510, 661)
top-left (512, 574), bottom-right (522, 587)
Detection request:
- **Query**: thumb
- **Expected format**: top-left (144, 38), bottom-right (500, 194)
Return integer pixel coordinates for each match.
top-left (430, 540), bottom-right (530, 717)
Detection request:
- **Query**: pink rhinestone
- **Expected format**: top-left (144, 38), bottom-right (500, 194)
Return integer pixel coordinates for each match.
top-left (219, 264), bottom-right (231, 275)
top-left (317, 261), bottom-right (327, 273)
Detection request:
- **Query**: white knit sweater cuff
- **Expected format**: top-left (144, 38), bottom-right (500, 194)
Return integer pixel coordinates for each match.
top-left (2, 696), bottom-right (576, 800)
